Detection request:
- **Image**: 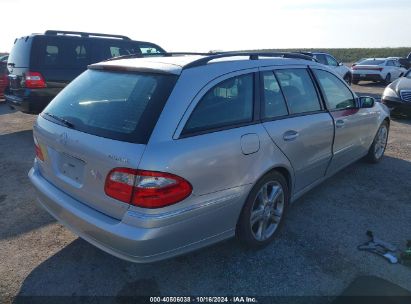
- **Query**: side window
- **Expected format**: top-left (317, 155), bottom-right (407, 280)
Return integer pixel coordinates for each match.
top-left (43, 39), bottom-right (89, 67)
top-left (314, 54), bottom-right (327, 65)
top-left (262, 71), bottom-right (288, 119)
top-left (386, 61), bottom-right (394, 66)
top-left (274, 69), bottom-right (321, 114)
top-left (45, 45), bottom-right (59, 65)
top-left (183, 74), bottom-right (254, 135)
top-left (326, 55), bottom-right (338, 67)
top-left (313, 69), bottom-right (356, 110)
top-left (139, 44), bottom-right (163, 54)
top-left (92, 41), bottom-right (142, 62)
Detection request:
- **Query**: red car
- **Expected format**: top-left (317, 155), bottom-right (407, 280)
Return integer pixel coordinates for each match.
top-left (0, 62), bottom-right (8, 100)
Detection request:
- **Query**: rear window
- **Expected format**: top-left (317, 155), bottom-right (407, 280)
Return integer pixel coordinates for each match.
top-left (359, 60), bottom-right (385, 65)
top-left (42, 70), bottom-right (177, 144)
top-left (8, 37), bottom-right (32, 67)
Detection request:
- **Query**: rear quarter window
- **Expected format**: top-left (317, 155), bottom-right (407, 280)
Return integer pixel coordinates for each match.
top-left (182, 73), bottom-right (254, 135)
top-left (42, 70), bottom-right (177, 144)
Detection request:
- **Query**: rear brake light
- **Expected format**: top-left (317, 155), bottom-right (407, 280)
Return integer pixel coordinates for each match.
top-left (104, 168), bottom-right (192, 208)
top-left (24, 72), bottom-right (46, 88)
top-left (352, 66), bottom-right (383, 71)
top-left (33, 136), bottom-right (44, 161)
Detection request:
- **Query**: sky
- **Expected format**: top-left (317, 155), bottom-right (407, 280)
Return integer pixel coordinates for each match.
top-left (1, 0), bottom-right (411, 52)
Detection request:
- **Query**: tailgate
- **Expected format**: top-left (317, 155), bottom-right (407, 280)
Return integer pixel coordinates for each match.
top-left (33, 116), bottom-right (146, 220)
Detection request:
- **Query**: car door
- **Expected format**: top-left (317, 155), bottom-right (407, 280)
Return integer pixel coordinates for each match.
top-left (311, 68), bottom-right (378, 175)
top-left (260, 67), bottom-right (334, 193)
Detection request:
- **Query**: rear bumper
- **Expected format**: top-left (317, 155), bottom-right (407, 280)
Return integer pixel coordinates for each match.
top-left (5, 88), bottom-right (55, 114)
top-left (352, 73), bottom-right (384, 82)
top-left (29, 165), bottom-right (245, 263)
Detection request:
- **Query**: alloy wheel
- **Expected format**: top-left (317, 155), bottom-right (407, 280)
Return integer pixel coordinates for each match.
top-left (250, 181), bottom-right (285, 241)
top-left (374, 125), bottom-right (388, 159)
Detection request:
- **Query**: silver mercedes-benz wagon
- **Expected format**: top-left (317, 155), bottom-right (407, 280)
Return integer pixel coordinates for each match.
top-left (29, 52), bottom-right (390, 263)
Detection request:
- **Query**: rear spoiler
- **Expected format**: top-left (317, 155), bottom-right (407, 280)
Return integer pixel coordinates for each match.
top-left (88, 64), bottom-right (180, 75)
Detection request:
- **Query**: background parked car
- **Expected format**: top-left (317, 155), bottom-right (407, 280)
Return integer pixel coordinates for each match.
top-left (351, 58), bottom-right (407, 85)
top-left (5, 30), bottom-right (166, 114)
top-left (382, 68), bottom-right (411, 115)
top-left (0, 61), bottom-right (8, 100)
top-left (0, 54), bottom-right (8, 62)
top-left (300, 52), bottom-right (352, 84)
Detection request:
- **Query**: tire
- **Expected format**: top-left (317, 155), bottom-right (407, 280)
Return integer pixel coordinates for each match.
top-left (384, 73), bottom-right (391, 85)
top-left (343, 73), bottom-right (352, 85)
top-left (352, 79), bottom-right (359, 85)
top-left (366, 121), bottom-right (389, 163)
top-left (236, 171), bottom-right (289, 247)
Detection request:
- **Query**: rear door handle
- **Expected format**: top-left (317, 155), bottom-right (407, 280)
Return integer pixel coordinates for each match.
top-left (283, 130), bottom-right (299, 141)
top-left (336, 119), bottom-right (345, 128)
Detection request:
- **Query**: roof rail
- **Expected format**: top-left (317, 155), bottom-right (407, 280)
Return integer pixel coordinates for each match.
top-left (44, 30), bottom-right (131, 40)
top-left (183, 51), bottom-right (317, 69)
top-left (103, 51), bottom-right (317, 67)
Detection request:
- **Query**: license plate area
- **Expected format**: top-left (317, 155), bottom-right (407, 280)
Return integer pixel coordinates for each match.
top-left (360, 74), bottom-right (366, 77)
top-left (56, 153), bottom-right (86, 187)
top-left (8, 75), bottom-right (20, 89)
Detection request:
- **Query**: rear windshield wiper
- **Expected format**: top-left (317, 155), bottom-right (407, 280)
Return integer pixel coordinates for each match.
top-left (42, 112), bottom-right (75, 129)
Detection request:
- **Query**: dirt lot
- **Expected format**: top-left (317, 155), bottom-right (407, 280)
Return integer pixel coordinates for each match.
top-left (0, 83), bottom-right (410, 302)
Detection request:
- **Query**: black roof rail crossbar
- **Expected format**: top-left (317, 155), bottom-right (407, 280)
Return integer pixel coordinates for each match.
top-left (45, 30), bottom-right (131, 40)
top-left (183, 51), bottom-right (317, 69)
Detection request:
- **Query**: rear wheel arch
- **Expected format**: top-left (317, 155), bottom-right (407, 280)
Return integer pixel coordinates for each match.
top-left (247, 166), bottom-right (293, 204)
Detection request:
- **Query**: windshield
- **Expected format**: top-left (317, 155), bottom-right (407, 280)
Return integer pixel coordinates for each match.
top-left (358, 60), bottom-right (385, 65)
top-left (42, 69), bottom-right (177, 144)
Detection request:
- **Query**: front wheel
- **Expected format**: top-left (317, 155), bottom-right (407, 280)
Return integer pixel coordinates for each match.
top-left (236, 171), bottom-right (289, 247)
top-left (366, 121), bottom-right (389, 163)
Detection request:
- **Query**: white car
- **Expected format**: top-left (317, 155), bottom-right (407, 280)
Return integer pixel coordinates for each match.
top-left (351, 58), bottom-right (407, 85)
top-left (303, 52), bottom-right (352, 84)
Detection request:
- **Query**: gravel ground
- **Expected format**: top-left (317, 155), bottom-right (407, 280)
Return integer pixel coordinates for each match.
top-left (0, 82), bottom-right (410, 302)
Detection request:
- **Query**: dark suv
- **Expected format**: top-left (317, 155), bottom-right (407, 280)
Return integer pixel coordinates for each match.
top-left (5, 30), bottom-right (165, 113)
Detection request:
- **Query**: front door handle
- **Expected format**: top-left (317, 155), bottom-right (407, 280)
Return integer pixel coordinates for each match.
top-left (283, 130), bottom-right (299, 141)
top-left (336, 119), bottom-right (345, 128)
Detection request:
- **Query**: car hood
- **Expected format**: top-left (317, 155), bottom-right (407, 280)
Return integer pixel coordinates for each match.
top-left (389, 77), bottom-right (411, 92)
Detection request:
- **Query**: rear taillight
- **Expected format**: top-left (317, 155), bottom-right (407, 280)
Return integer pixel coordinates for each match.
top-left (33, 136), bottom-right (44, 161)
top-left (352, 66), bottom-right (383, 71)
top-left (24, 72), bottom-right (46, 88)
top-left (104, 168), bottom-right (193, 208)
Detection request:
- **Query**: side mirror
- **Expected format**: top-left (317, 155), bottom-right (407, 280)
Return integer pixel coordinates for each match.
top-left (359, 96), bottom-right (375, 108)
top-left (339, 62), bottom-right (344, 66)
